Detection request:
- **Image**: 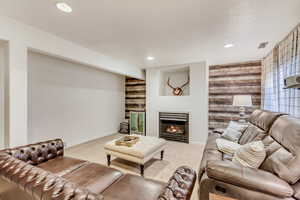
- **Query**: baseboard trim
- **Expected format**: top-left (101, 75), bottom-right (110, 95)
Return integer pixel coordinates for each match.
top-left (190, 141), bottom-right (206, 145)
top-left (65, 132), bottom-right (118, 149)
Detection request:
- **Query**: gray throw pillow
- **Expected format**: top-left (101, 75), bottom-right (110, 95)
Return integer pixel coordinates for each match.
top-left (221, 121), bottom-right (248, 142)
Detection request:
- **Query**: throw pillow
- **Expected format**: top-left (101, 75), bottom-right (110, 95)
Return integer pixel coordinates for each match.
top-left (227, 121), bottom-right (249, 132)
top-left (233, 141), bottom-right (266, 168)
top-left (222, 128), bottom-right (242, 142)
top-left (216, 138), bottom-right (241, 156)
top-left (221, 121), bottom-right (249, 142)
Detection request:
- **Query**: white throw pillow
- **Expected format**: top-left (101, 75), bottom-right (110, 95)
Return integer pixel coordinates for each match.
top-left (233, 141), bottom-right (266, 169)
top-left (216, 138), bottom-right (241, 156)
top-left (221, 121), bottom-right (248, 142)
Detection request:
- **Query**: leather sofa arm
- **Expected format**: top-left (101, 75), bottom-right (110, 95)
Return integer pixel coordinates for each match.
top-left (0, 153), bottom-right (103, 200)
top-left (158, 166), bottom-right (196, 200)
top-left (207, 160), bottom-right (294, 198)
top-left (4, 139), bottom-right (64, 165)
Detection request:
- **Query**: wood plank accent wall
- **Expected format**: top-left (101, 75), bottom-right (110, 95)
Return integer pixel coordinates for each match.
top-left (125, 77), bottom-right (146, 119)
top-left (209, 61), bottom-right (262, 130)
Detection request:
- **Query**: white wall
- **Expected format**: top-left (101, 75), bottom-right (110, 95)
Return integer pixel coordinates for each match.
top-left (28, 52), bottom-right (125, 147)
top-left (0, 42), bottom-right (6, 149)
top-left (0, 16), bottom-right (143, 147)
top-left (146, 62), bottom-right (208, 144)
top-left (8, 41), bottom-right (29, 147)
top-left (0, 16), bottom-right (143, 79)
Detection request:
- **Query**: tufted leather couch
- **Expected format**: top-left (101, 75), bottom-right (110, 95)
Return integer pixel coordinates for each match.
top-left (199, 109), bottom-right (300, 200)
top-left (0, 139), bottom-right (196, 200)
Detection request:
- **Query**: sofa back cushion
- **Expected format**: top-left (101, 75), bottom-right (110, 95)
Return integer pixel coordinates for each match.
top-left (261, 115), bottom-right (300, 184)
top-left (239, 124), bottom-right (266, 145)
top-left (249, 110), bottom-right (283, 131)
top-left (238, 110), bottom-right (284, 145)
top-left (4, 139), bottom-right (64, 165)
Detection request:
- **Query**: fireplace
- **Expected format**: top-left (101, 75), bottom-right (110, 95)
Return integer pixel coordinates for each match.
top-left (159, 112), bottom-right (189, 143)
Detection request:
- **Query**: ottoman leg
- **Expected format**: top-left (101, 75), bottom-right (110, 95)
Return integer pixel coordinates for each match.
top-left (140, 165), bottom-right (144, 176)
top-left (161, 150), bottom-right (164, 160)
top-left (107, 154), bottom-right (111, 166)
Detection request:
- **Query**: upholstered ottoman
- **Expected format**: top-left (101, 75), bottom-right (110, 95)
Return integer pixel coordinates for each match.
top-left (104, 135), bottom-right (167, 176)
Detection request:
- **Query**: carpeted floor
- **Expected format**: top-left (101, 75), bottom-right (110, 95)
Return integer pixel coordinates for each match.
top-left (65, 134), bottom-right (205, 200)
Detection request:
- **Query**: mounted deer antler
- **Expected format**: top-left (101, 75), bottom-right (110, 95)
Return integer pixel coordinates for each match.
top-left (167, 78), bottom-right (176, 89)
top-left (180, 76), bottom-right (190, 88)
top-left (167, 75), bottom-right (190, 96)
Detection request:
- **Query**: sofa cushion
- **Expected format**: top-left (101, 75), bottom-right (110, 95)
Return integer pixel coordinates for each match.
top-left (261, 115), bottom-right (300, 184)
top-left (62, 163), bottom-right (123, 194)
top-left (249, 110), bottom-right (283, 131)
top-left (238, 110), bottom-right (284, 145)
top-left (205, 132), bottom-right (221, 151)
top-left (38, 156), bottom-right (88, 176)
top-left (248, 110), bottom-right (264, 124)
top-left (238, 124), bottom-right (266, 145)
top-left (199, 132), bottom-right (223, 177)
top-left (101, 174), bottom-right (166, 200)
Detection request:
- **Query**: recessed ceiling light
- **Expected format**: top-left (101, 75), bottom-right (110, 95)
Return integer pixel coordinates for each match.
top-left (224, 43), bottom-right (234, 48)
top-left (56, 2), bottom-right (72, 13)
top-left (147, 56), bottom-right (155, 61)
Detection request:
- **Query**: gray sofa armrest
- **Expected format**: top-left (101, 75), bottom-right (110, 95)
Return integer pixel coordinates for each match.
top-left (207, 160), bottom-right (294, 198)
top-left (158, 166), bottom-right (196, 200)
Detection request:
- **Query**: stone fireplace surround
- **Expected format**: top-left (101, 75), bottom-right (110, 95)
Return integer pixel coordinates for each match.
top-left (146, 62), bottom-right (209, 144)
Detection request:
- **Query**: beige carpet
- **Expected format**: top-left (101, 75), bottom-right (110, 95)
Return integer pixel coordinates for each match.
top-left (65, 134), bottom-right (205, 200)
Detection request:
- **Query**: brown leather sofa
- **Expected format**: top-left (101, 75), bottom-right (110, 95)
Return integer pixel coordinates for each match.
top-left (0, 139), bottom-right (196, 200)
top-left (199, 109), bottom-right (300, 200)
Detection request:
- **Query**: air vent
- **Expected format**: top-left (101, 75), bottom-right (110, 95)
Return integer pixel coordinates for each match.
top-left (258, 42), bottom-right (268, 49)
